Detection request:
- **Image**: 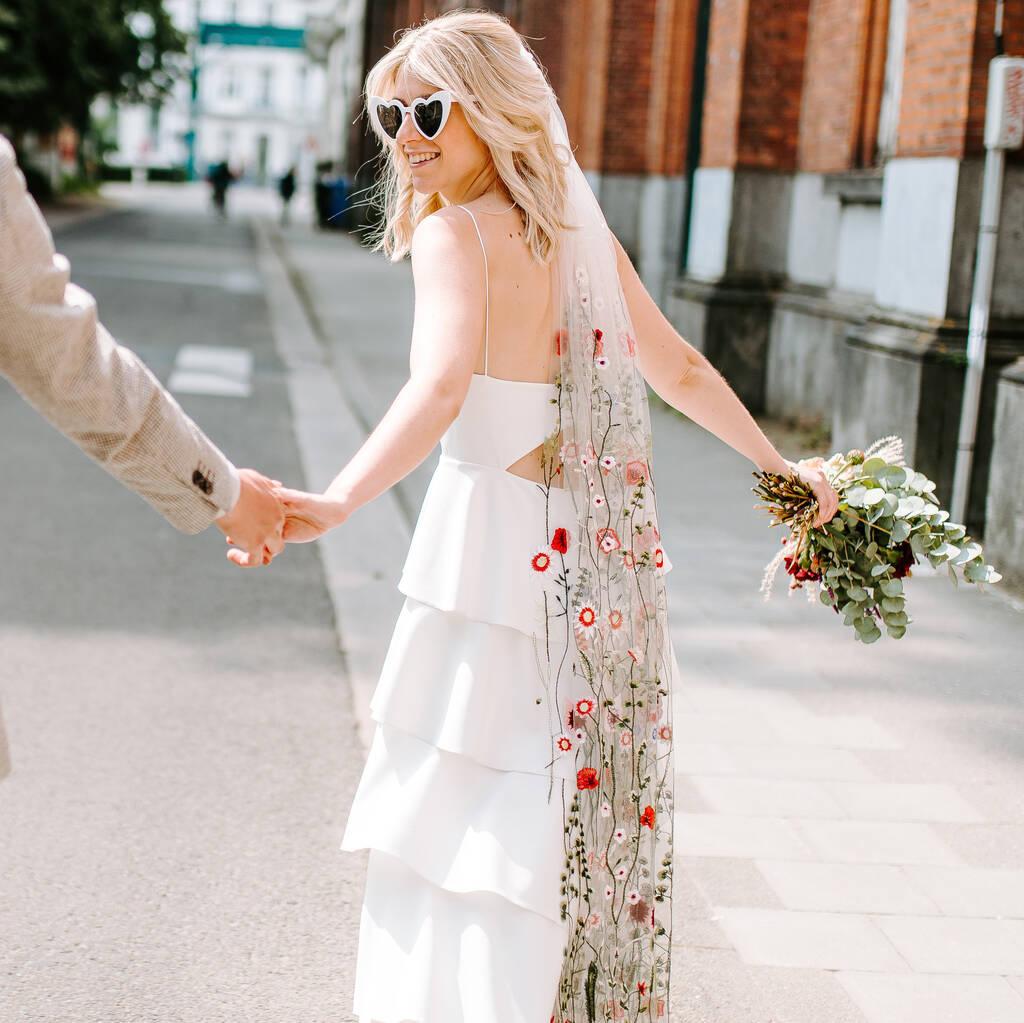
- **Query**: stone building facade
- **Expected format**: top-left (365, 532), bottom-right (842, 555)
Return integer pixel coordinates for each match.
top-left (309, 0), bottom-right (1024, 584)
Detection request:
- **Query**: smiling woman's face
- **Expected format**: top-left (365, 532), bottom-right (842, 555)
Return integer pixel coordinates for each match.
top-left (389, 70), bottom-right (492, 200)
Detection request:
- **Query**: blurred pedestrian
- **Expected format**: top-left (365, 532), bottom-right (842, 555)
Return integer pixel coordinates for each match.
top-left (278, 166), bottom-right (296, 226)
top-left (207, 159), bottom-right (235, 218)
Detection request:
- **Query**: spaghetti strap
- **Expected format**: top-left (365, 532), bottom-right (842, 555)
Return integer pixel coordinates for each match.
top-left (456, 205), bottom-right (489, 376)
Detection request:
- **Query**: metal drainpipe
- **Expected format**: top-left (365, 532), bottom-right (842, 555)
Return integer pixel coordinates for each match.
top-left (949, 0), bottom-right (1011, 527)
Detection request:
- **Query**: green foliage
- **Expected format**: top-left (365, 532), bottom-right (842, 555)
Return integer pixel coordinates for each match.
top-left (0, 0), bottom-right (185, 137)
top-left (756, 436), bottom-right (1002, 642)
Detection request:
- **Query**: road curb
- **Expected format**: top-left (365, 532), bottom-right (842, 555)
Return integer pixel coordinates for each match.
top-left (255, 217), bottom-right (409, 754)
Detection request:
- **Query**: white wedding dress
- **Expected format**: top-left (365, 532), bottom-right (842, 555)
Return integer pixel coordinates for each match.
top-left (339, 205), bottom-right (676, 1022)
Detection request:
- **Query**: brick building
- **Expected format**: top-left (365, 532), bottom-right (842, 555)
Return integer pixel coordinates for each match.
top-left (308, 0), bottom-right (1024, 585)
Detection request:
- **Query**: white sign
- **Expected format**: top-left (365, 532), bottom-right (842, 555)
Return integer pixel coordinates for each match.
top-left (984, 56), bottom-right (1024, 150)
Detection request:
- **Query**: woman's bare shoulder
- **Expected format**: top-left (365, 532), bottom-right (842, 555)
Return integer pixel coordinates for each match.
top-left (410, 206), bottom-right (481, 276)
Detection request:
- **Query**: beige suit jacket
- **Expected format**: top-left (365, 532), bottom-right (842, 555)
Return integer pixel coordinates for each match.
top-left (0, 135), bottom-right (242, 780)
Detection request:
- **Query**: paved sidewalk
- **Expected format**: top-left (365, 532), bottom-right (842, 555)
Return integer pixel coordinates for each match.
top-left (266, 217), bottom-right (1024, 1023)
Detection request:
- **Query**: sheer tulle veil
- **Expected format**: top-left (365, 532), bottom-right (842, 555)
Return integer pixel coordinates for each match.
top-left (515, 44), bottom-right (676, 1022)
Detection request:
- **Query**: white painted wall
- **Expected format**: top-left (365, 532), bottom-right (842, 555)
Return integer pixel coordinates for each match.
top-left (785, 173), bottom-right (839, 287)
top-left (875, 157), bottom-right (960, 318)
top-left (835, 202), bottom-right (881, 295)
top-left (686, 167), bottom-right (733, 279)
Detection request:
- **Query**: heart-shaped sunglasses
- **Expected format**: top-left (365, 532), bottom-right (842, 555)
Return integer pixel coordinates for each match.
top-left (369, 89), bottom-right (455, 142)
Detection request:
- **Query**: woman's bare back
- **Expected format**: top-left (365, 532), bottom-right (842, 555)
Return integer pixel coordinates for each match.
top-left (458, 198), bottom-right (562, 486)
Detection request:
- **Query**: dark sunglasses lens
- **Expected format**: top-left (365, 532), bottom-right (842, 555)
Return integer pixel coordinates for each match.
top-left (414, 99), bottom-right (444, 139)
top-left (376, 102), bottom-right (403, 138)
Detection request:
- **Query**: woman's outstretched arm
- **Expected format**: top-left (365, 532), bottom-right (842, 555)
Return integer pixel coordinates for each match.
top-left (278, 209), bottom-right (485, 538)
top-left (611, 232), bottom-right (838, 525)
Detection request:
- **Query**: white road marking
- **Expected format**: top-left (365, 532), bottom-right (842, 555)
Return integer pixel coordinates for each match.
top-left (169, 344), bottom-right (253, 398)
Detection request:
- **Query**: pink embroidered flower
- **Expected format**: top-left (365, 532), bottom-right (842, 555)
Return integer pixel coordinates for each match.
top-left (587, 912), bottom-right (602, 927)
top-left (604, 885), bottom-right (614, 899)
top-left (593, 494), bottom-right (606, 508)
top-left (619, 730), bottom-right (633, 748)
top-left (577, 606), bottom-right (596, 629)
top-left (613, 827), bottom-right (626, 842)
top-left (596, 527), bottom-right (620, 554)
top-left (621, 550), bottom-right (636, 569)
top-left (658, 724), bottom-right (672, 740)
top-left (556, 735), bottom-right (573, 753)
top-left (614, 864), bottom-right (628, 879)
top-left (551, 527), bottom-right (569, 554)
top-left (608, 609), bottom-right (623, 629)
top-left (600, 454), bottom-right (616, 472)
top-left (576, 767), bottom-right (598, 790)
top-left (559, 441), bottom-right (578, 463)
top-left (600, 801), bottom-right (612, 817)
top-left (626, 460), bottom-right (648, 485)
top-left (627, 890), bottom-right (641, 905)
top-left (573, 727), bottom-right (586, 742)
top-left (576, 698), bottom-right (595, 716)
top-left (628, 648), bottom-right (644, 665)
top-left (531, 550), bottom-right (551, 572)
top-left (640, 805), bottom-right (656, 829)
top-left (619, 331), bottom-right (637, 357)
top-left (595, 356), bottom-right (608, 369)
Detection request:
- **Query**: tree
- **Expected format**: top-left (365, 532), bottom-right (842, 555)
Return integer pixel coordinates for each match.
top-left (0, 0), bottom-right (186, 141)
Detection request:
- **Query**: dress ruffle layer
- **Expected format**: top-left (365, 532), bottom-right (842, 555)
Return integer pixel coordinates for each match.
top-left (342, 423), bottom-right (676, 1021)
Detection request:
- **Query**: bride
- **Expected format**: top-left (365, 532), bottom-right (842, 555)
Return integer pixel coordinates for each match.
top-left (277, 9), bottom-right (838, 1021)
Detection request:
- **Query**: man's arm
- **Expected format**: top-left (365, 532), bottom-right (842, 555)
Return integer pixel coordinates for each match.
top-left (0, 135), bottom-right (240, 533)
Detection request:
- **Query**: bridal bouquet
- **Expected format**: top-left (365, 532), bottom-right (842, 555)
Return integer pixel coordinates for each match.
top-left (754, 436), bottom-right (1002, 642)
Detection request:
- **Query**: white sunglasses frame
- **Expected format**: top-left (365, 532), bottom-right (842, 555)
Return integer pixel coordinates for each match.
top-left (369, 89), bottom-right (455, 142)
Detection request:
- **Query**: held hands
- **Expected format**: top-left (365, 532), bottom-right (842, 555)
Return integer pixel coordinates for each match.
top-left (216, 468), bottom-right (286, 567)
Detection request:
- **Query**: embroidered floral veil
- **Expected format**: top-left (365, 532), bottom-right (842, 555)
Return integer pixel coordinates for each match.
top-left (516, 44), bottom-right (676, 1023)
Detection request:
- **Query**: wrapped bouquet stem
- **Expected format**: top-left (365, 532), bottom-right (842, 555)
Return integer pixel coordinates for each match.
top-left (754, 436), bottom-right (1002, 642)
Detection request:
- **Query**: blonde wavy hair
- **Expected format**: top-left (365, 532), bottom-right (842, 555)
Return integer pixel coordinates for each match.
top-left (363, 9), bottom-right (570, 265)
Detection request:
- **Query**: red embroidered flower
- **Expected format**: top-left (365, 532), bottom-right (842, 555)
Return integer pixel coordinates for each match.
top-left (554, 329), bottom-right (567, 355)
top-left (576, 767), bottom-right (599, 790)
top-left (575, 698), bottom-right (595, 716)
top-left (626, 460), bottom-right (647, 485)
top-left (592, 327), bottom-right (604, 356)
top-left (596, 527), bottom-right (621, 554)
top-left (638, 981), bottom-right (647, 995)
top-left (640, 804), bottom-right (656, 829)
top-left (532, 551), bottom-right (551, 572)
top-left (577, 606), bottom-right (596, 628)
top-left (551, 527), bottom-right (569, 554)
top-left (608, 609), bottom-right (623, 629)
top-left (556, 735), bottom-right (573, 752)
top-left (654, 548), bottom-right (664, 568)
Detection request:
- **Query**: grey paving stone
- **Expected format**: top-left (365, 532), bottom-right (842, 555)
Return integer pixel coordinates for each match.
top-left (754, 860), bottom-right (941, 914)
top-left (794, 818), bottom-right (965, 865)
top-left (675, 740), bottom-right (742, 776)
top-left (731, 743), bottom-right (878, 782)
top-left (872, 916), bottom-right (1024, 973)
top-left (931, 822), bottom-right (1024, 869)
top-left (899, 864), bottom-right (1024, 917)
top-left (714, 907), bottom-right (909, 971)
top-left (824, 781), bottom-right (985, 823)
top-left (682, 855), bottom-right (785, 910)
top-left (836, 971), bottom-right (1024, 1023)
top-left (670, 945), bottom-right (774, 1023)
top-left (675, 711), bottom-right (785, 746)
top-left (769, 713), bottom-right (904, 750)
top-left (745, 964), bottom-right (872, 1023)
top-left (676, 812), bottom-right (818, 860)
top-left (690, 775), bottom-right (847, 818)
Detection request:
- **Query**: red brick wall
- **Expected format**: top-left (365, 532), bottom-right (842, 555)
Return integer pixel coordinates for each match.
top-left (702, 0), bottom-right (810, 170)
top-left (798, 0), bottom-right (874, 171)
top-left (897, 0), bottom-right (978, 157)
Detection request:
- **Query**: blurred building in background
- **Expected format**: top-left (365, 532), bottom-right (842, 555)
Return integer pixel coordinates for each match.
top-left (100, 0), bottom-right (328, 184)
top-left (306, 0), bottom-right (1024, 577)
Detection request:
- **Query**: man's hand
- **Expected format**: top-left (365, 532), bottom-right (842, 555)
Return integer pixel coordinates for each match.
top-left (216, 468), bottom-right (286, 567)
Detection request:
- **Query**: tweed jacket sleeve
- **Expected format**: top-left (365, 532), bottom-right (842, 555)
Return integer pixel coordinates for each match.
top-left (0, 135), bottom-right (240, 534)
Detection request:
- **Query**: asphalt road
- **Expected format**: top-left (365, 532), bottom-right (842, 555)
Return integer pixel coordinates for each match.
top-left (0, 201), bottom-right (364, 1022)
